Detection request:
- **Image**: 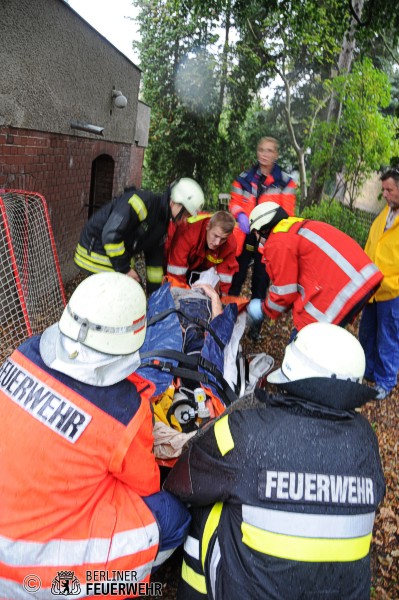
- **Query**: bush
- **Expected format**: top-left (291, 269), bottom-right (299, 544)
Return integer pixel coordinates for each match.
top-left (299, 200), bottom-right (372, 248)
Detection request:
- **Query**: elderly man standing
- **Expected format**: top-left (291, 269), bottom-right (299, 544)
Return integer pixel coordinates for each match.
top-left (359, 168), bottom-right (399, 400)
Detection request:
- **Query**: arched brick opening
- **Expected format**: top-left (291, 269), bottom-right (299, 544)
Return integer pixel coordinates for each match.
top-left (88, 154), bottom-right (115, 218)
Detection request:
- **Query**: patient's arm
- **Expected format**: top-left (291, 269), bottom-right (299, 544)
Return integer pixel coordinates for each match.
top-left (192, 283), bottom-right (223, 318)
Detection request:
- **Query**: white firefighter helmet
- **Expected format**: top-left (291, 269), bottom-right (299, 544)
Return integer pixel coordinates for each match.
top-left (59, 272), bottom-right (147, 355)
top-left (268, 322), bottom-right (365, 385)
top-left (249, 201), bottom-right (284, 232)
top-left (170, 178), bottom-right (205, 216)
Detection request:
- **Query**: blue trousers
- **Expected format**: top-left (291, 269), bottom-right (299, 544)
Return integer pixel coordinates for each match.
top-left (359, 297), bottom-right (399, 392)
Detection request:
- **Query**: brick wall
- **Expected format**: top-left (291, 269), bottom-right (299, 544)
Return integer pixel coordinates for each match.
top-left (0, 126), bottom-right (144, 282)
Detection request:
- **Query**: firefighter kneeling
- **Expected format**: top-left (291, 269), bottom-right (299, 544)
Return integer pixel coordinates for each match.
top-left (164, 322), bottom-right (385, 600)
top-left (0, 272), bottom-right (190, 599)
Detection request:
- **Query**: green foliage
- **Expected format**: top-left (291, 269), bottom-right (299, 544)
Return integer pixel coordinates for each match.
top-left (309, 58), bottom-right (399, 206)
top-left (299, 200), bottom-right (372, 248)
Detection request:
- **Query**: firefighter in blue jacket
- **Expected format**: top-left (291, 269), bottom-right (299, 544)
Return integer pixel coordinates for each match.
top-left (164, 322), bottom-right (385, 600)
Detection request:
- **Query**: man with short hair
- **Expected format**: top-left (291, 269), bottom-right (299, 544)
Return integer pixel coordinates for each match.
top-left (165, 323), bottom-right (385, 600)
top-left (228, 137), bottom-right (297, 315)
top-left (166, 211), bottom-right (238, 296)
top-left (359, 167), bottom-right (399, 400)
top-left (0, 272), bottom-right (190, 598)
top-left (74, 178), bottom-right (204, 295)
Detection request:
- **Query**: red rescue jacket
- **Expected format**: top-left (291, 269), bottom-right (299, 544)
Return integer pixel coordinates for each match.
top-left (261, 217), bottom-right (383, 331)
top-left (0, 337), bottom-right (160, 599)
top-left (166, 214), bottom-right (238, 295)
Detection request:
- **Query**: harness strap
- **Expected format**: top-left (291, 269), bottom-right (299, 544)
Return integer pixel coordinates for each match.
top-left (139, 349), bottom-right (236, 406)
top-left (147, 308), bottom-right (225, 351)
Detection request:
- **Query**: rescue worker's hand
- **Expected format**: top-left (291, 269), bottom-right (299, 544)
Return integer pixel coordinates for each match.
top-left (127, 268), bottom-right (142, 284)
top-left (237, 212), bottom-right (250, 234)
top-left (247, 299), bottom-right (265, 324)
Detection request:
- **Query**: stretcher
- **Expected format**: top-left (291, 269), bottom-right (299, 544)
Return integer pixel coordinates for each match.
top-left (137, 281), bottom-right (274, 467)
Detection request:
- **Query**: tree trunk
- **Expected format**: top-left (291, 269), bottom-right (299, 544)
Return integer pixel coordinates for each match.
top-left (305, 0), bottom-right (364, 207)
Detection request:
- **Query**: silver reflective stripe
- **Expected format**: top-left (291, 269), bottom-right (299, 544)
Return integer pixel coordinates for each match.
top-left (242, 505), bottom-right (375, 539)
top-left (322, 263), bottom-right (380, 322)
top-left (184, 534), bottom-right (200, 559)
top-left (265, 297), bottom-right (286, 313)
top-left (298, 228), bottom-right (380, 322)
top-left (167, 264), bottom-right (188, 276)
top-left (219, 273), bottom-right (232, 283)
top-left (0, 522), bottom-right (159, 566)
top-left (299, 228), bottom-right (363, 280)
top-left (209, 537), bottom-right (221, 600)
top-left (66, 304), bottom-right (145, 335)
top-left (269, 283), bottom-right (298, 295)
top-left (231, 185), bottom-right (242, 194)
top-left (153, 547), bottom-right (176, 567)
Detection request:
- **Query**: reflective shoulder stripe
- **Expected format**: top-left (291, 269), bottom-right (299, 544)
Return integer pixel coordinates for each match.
top-left (146, 265), bottom-right (164, 283)
top-left (167, 264), bottom-right (188, 276)
top-left (181, 560), bottom-right (207, 594)
top-left (201, 502), bottom-right (223, 569)
top-left (273, 217), bottom-right (304, 234)
top-left (214, 415), bottom-right (234, 456)
top-left (187, 212), bottom-right (212, 224)
top-left (128, 194), bottom-right (148, 221)
top-left (104, 241), bottom-right (126, 258)
top-left (241, 522), bottom-right (372, 562)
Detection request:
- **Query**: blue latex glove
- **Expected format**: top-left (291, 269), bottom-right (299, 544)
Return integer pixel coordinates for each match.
top-left (237, 212), bottom-right (250, 234)
top-left (247, 299), bottom-right (264, 324)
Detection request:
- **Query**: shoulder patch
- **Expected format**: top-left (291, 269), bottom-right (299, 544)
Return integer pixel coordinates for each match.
top-left (273, 217), bottom-right (303, 234)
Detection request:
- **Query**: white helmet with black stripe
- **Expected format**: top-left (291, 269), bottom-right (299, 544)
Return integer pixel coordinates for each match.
top-left (59, 272), bottom-right (147, 355)
top-left (249, 201), bottom-right (288, 233)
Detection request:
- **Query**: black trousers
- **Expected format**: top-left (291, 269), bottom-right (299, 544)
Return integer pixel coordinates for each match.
top-left (229, 232), bottom-right (269, 300)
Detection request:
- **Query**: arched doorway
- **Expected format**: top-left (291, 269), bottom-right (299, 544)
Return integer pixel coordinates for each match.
top-left (88, 154), bottom-right (115, 218)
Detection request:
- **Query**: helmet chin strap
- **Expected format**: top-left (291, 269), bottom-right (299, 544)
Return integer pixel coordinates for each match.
top-left (171, 204), bottom-right (186, 223)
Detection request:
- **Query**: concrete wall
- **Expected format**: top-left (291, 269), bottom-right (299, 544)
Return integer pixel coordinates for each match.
top-left (0, 0), bottom-right (151, 283)
top-left (0, 0), bottom-right (141, 144)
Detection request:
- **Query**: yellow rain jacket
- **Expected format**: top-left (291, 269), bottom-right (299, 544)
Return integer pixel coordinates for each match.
top-left (365, 206), bottom-right (399, 302)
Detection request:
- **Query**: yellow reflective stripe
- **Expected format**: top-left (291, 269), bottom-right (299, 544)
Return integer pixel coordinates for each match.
top-left (201, 502), bottom-right (223, 569)
top-left (181, 560), bottom-right (207, 594)
top-left (128, 194), bottom-right (148, 221)
top-left (76, 244), bottom-right (112, 266)
top-left (74, 255), bottom-right (114, 273)
top-left (273, 217), bottom-right (304, 233)
top-left (130, 257), bottom-right (136, 268)
top-left (187, 212), bottom-right (212, 224)
top-left (214, 415), bottom-right (234, 456)
top-left (205, 254), bottom-right (223, 264)
top-left (146, 266), bottom-right (164, 283)
top-left (241, 522), bottom-right (372, 562)
top-left (245, 244), bottom-right (255, 252)
top-left (104, 242), bottom-right (125, 257)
